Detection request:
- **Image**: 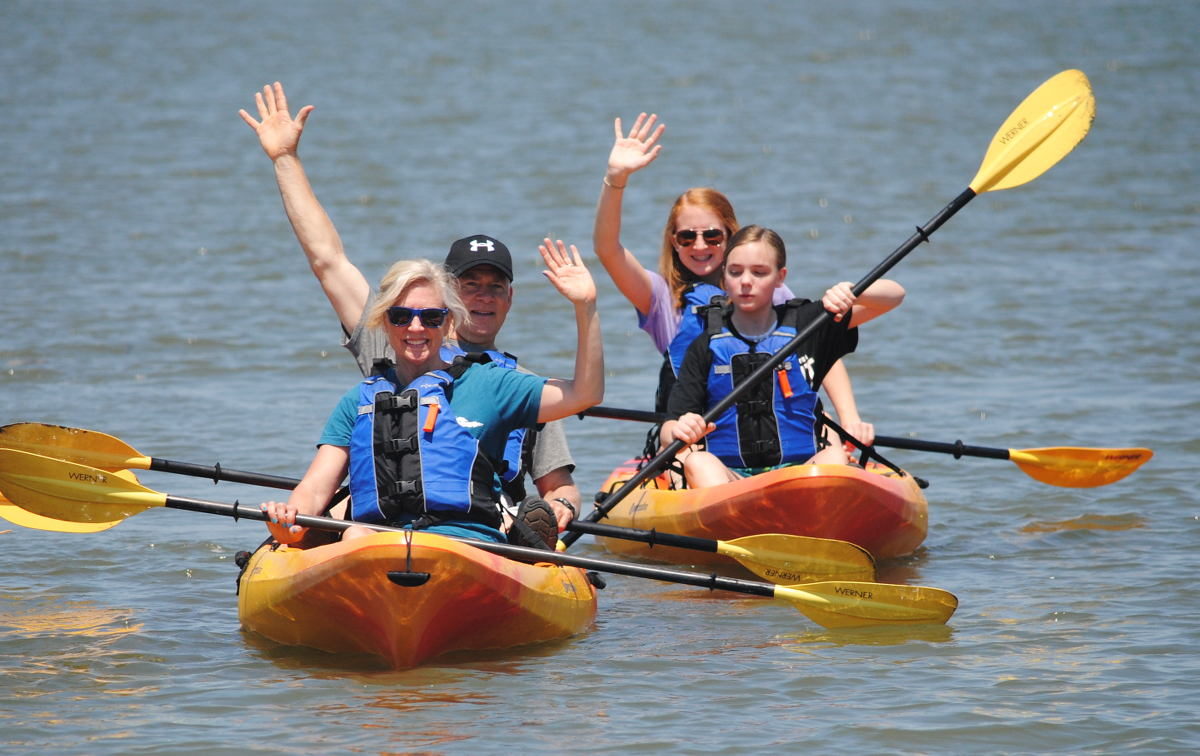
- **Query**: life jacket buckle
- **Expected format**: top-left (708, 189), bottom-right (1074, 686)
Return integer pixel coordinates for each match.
top-left (377, 392), bottom-right (417, 411)
top-left (384, 435), bottom-right (419, 454)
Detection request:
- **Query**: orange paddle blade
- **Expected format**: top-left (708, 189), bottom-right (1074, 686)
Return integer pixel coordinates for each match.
top-left (1008, 446), bottom-right (1153, 488)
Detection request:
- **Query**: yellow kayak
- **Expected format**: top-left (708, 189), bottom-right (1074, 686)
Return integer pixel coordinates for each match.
top-left (595, 459), bottom-right (928, 563)
top-left (237, 530), bottom-right (597, 668)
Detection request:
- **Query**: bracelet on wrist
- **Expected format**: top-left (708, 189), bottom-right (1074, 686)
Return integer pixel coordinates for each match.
top-left (603, 176), bottom-right (627, 190)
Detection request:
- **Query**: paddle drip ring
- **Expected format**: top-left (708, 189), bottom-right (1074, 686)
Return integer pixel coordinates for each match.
top-left (645, 528), bottom-right (660, 549)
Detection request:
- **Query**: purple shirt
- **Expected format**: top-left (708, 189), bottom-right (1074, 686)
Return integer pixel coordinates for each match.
top-left (636, 271), bottom-right (796, 352)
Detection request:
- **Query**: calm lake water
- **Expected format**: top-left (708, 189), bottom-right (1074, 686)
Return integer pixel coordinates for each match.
top-left (2, 0), bottom-right (1198, 753)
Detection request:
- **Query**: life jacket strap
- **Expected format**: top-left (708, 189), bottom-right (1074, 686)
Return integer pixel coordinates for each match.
top-left (382, 480), bottom-right (421, 497)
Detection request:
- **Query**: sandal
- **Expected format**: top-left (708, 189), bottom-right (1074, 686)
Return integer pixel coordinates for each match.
top-left (508, 497), bottom-right (558, 550)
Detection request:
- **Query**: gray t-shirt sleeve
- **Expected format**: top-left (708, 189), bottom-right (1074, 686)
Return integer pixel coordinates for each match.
top-left (528, 417), bottom-right (575, 480)
top-left (343, 292), bottom-right (393, 376)
top-left (510, 361), bottom-right (576, 480)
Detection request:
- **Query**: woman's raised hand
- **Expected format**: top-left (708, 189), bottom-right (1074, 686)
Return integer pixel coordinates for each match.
top-left (605, 113), bottom-right (665, 185)
top-left (539, 239), bottom-right (596, 307)
top-left (238, 81), bottom-right (314, 161)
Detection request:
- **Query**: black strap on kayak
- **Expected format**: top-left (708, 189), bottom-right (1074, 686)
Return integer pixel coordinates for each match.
top-left (817, 415), bottom-right (929, 489)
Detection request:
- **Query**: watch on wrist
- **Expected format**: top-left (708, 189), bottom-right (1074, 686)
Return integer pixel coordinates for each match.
top-left (552, 497), bottom-right (577, 516)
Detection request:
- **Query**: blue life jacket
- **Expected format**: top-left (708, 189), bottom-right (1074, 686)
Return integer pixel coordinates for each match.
top-left (701, 302), bottom-right (819, 468)
top-left (349, 359), bottom-right (502, 528)
top-left (655, 281), bottom-right (727, 412)
top-left (440, 344), bottom-right (539, 502)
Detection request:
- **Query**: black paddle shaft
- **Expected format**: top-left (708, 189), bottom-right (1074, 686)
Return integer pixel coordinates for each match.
top-left (871, 435), bottom-right (1010, 460)
top-left (150, 458), bottom-right (300, 489)
top-left (566, 519), bottom-right (718, 553)
top-left (151, 458), bottom-right (351, 506)
top-left (562, 187), bottom-right (978, 547)
top-left (162, 494), bottom-right (777, 598)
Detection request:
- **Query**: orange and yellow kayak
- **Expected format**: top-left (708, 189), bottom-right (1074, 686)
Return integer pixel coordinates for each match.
top-left (237, 530), bottom-right (597, 668)
top-left (594, 460), bottom-right (928, 564)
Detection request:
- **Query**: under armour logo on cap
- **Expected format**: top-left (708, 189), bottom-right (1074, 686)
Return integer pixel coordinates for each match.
top-left (445, 234), bottom-right (514, 281)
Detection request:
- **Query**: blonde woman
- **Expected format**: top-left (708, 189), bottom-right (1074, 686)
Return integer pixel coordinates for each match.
top-left (262, 242), bottom-right (602, 545)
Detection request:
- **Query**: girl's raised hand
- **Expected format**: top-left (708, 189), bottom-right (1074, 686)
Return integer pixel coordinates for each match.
top-left (606, 113), bottom-right (665, 184)
top-left (539, 239), bottom-right (596, 307)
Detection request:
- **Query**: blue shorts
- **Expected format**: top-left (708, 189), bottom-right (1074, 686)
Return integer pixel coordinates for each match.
top-left (422, 521), bottom-right (507, 544)
top-left (385, 516), bottom-right (507, 544)
top-left (730, 462), bottom-right (801, 478)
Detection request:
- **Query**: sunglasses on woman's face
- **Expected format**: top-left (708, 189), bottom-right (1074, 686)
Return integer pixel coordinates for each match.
top-left (674, 228), bottom-right (726, 248)
top-left (386, 306), bottom-right (449, 328)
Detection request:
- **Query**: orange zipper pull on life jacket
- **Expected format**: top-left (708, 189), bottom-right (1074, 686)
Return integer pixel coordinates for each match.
top-left (777, 367), bottom-right (794, 398)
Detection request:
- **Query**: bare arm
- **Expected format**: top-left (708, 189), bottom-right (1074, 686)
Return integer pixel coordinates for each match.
top-left (239, 82), bottom-right (371, 334)
top-left (535, 239), bottom-right (604, 421)
top-left (822, 279), bottom-right (906, 328)
top-left (592, 114), bottom-right (665, 315)
top-left (261, 444), bottom-right (349, 544)
top-left (821, 359), bottom-right (875, 446)
top-left (533, 467), bottom-right (580, 529)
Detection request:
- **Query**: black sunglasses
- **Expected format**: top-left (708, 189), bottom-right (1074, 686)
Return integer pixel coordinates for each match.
top-left (674, 228), bottom-right (726, 248)
top-left (386, 307), bottom-right (449, 328)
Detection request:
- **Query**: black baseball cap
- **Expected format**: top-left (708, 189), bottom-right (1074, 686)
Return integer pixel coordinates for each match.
top-left (444, 234), bottom-right (514, 281)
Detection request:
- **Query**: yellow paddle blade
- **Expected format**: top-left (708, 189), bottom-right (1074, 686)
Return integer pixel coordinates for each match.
top-left (0, 422), bottom-right (150, 472)
top-left (0, 484), bottom-right (129, 533)
top-left (1008, 446), bottom-right (1153, 488)
top-left (0, 449), bottom-right (165, 523)
top-left (776, 581), bottom-right (958, 628)
top-left (719, 534), bottom-right (875, 583)
top-left (969, 69), bottom-right (1095, 194)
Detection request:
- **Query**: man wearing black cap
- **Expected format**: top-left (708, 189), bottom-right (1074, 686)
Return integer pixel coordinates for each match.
top-left (240, 82), bottom-right (581, 537)
top-left (442, 234), bottom-right (519, 353)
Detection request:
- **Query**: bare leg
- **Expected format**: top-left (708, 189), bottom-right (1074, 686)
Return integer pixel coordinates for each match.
top-left (342, 524), bottom-right (377, 540)
top-left (682, 450), bottom-right (740, 488)
top-left (807, 443), bottom-right (850, 465)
